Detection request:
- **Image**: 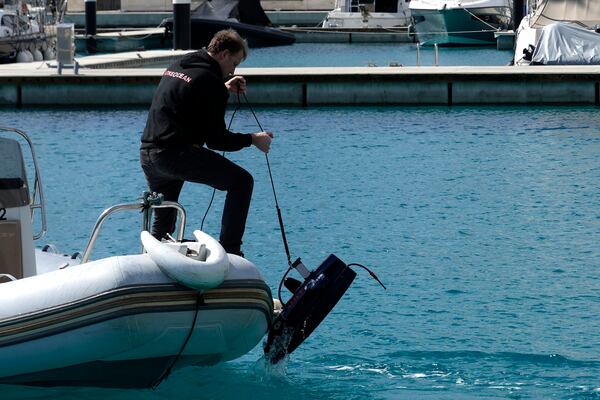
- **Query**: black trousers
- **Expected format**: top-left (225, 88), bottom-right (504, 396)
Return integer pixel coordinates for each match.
top-left (140, 146), bottom-right (253, 254)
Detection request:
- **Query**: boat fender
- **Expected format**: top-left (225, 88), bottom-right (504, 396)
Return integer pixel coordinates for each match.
top-left (32, 48), bottom-right (43, 61)
top-left (264, 254), bottom-right (357, 364)
top-left (523, 44), bottom-right (535, 61)
top-left (408, 23), bottom-right (415, 41)
top-left (41, 244), bottom-right (59, 253)
top-left (140, 230), bottom-right (229, 290)
top-left (16, 50), bottom-right (33, 63)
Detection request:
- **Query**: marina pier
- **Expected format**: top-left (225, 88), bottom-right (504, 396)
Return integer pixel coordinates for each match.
top-left (0, 58), bottom-right (599, 107)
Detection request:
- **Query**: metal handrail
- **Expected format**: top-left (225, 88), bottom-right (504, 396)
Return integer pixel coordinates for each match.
top-left (0, 274), bottom-right (17, 282)
top-left (0, 126), bottom-right (47, 240)
top-left (81, 194), bottom-right (186, 263)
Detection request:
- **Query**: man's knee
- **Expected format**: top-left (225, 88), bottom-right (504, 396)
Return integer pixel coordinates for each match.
top-left (236, 169), bottom-right (254, 193)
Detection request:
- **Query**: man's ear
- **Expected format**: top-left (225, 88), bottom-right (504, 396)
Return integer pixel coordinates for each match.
top-left (216, 50), bottom-right (230, 61)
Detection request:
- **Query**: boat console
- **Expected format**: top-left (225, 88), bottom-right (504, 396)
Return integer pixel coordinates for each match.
top-left (0, 132), bottom-right (40, 280)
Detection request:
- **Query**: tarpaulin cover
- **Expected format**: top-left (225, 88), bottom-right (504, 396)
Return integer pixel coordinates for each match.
top-left (192, 0), bottom-right (271, 26)
top-left (532, 22), bottom-right (600, 65)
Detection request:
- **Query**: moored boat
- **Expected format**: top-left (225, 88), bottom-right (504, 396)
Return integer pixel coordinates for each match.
top-left (0, 1), bottom-right (57, 63)
top-left (321, 0), bottom-right (411, 29)
top-left (409, 0), bottom-right (512, 45)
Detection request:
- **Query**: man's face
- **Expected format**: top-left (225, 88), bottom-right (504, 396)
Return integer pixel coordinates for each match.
top-left (217, 49), bottom-right (244, 79)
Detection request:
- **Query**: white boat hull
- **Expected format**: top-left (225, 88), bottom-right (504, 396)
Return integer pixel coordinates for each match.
top-left (321, 0), bottom-right (410, 28)
top-left (322, 11), bottom-right (410, 28)
top-left (0, 253), bottom-right (273, 387)
top-left (410, 1), bottom-right (511, 45)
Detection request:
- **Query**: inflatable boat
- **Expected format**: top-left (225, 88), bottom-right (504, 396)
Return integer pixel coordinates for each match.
top-left (0, 127), bottom-right (360, 388)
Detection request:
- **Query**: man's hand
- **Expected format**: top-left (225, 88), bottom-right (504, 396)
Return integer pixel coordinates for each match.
top-left (251, 131), bottom-right (274, 153)
top-left (225, 76), bottom-right (247, 94)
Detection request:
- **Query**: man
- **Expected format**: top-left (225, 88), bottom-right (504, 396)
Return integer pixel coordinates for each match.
top-left (140, 29), bottom-right (273, 256)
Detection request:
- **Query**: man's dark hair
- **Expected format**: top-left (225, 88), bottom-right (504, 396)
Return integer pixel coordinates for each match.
top-left (207, 29), bottom-right (248, 59)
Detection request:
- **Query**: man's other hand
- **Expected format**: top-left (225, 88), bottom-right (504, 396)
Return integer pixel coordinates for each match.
top-left (225, 76), bottom-right (247, 94)
top-left (251, 131), bottom-right (274, 153)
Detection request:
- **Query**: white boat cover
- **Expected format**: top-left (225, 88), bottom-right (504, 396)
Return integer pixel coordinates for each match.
top-left (531, 22), bottom-right (600, 65)
top-left (529, 0), bottom-right (600, 29)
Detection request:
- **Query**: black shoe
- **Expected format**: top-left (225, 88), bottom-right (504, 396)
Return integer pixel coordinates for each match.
top-left (221, 242), bottom-right (245, 257)
top-left (231, 250), bottom-right (245, 258)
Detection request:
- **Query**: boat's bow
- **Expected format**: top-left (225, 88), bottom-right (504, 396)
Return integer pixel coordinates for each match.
top-left (141, 229), bottom-right (229, 290)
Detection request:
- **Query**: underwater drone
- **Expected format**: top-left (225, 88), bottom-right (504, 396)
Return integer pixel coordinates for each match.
top-left (263, 255), bottom-right (358, 363)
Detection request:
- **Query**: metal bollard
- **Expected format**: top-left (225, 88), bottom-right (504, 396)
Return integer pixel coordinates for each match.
top-left (173, 0), bottom-right (191, 50)
top-left (416, 43), bottom-right (421, 66)
top-left (434, 43), bottom-right (439, 66)
top-left (84, 0), bottom-right (97, 53)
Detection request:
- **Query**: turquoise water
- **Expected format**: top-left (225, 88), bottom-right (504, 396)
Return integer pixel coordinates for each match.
top-left (243, 43), bottom-right (513, 67)
top-left (1, 106), bottom-right (600, 399)
top-left (139, 43), bottom-right (513, 68)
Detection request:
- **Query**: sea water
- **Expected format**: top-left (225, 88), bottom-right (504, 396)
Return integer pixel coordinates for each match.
top-left (0, 106), bottom-right (599, 399)
top-left (242, 43), bottom-right (513, 67)
top-left (139, 43), bottom-right (513, 68)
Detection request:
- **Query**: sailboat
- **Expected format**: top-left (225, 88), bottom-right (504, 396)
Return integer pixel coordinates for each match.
top-left (0, 0), bottom-right (60, 63)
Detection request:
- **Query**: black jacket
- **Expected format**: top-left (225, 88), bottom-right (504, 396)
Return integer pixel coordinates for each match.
top-left (141, 50), bottom-right (252, 151)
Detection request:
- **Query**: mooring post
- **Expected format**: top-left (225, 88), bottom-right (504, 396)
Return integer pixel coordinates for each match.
top-left (173, 0), bottom-right (191, 50)
top-left (513, 0), bottom-right (525, 30)
top-left (84, 0), bottom-right (97, 54)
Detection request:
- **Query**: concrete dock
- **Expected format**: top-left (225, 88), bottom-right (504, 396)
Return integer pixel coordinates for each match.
top-left (1, 52), bottom-right (599, 107)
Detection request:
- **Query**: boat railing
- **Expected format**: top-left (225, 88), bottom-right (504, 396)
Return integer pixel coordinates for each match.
top-left (80, 192), bottom-right (186, 263)
top-left (0, 126), bottom-right (47, 241)
top-left (415, 42), bottom-right (440, 66)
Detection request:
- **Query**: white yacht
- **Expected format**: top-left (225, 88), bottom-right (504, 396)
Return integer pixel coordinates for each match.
top-left (409, 0), bottom-right (512, 45)
top-left (321, 0), bottom-right (411, 29)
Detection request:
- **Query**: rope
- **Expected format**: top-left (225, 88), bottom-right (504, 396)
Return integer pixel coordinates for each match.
top-left (151, 291), bottom-right (203, 389)
top-left (460, 6), bottom-right (502, 31)
top-left (241, 93), bottom-right (293, 269)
